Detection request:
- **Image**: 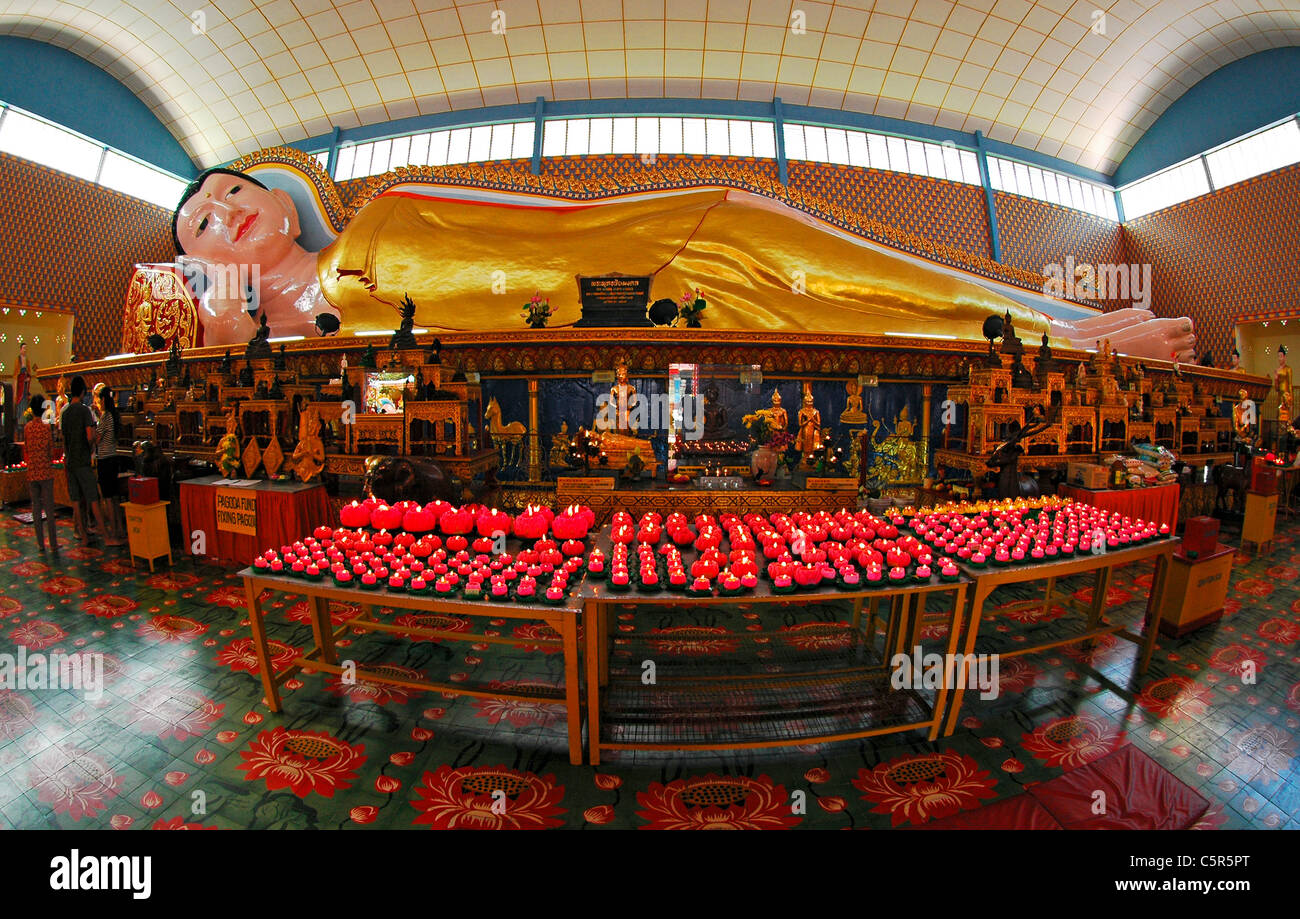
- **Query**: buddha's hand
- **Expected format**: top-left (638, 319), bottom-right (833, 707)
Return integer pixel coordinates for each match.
top-left (1064, 316), bottom-right (1197, 364)
top-left (197, 286), bottom-right (257, 346)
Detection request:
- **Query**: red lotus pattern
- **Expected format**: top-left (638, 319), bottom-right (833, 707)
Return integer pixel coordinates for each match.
top-left (79, 594), bottom-right (140, 618)
top-left (993, 657), bottom-right (1042, 694)
top-left (9, 620), bottom-right (66, 650)
top-left (0, 688), bottom-right (38, 741)
top-left (1021, 715), bottom-right (1123, 768)
top-left (325, 664), bottom-right (426, 705)
top-left (1207, 643), bottom-right (1268, 675)
top-left (472, 681), bottom-right (564, 728)
top-left (136, 615), bottom-right (208, 643)
top-left (27, 746), bottom-right (124, 821)
top-left (996, 600), bottom-right (1067, 624)
top-left (40, 575), bottom-right (86, 595)
top-left (635, 773), bottom-right (801, 830)
top-left (204, 586), bottom-right (247, 608)
top-left (286, 599), bottom-right (359, 626)
top-left (852, 751), bottom-right (996, 826)
top-left (238, 727), bottom-right (366, 798)
top-left (410, 765), bottom-right (566, 829)
top-left (392, 613), bottom-right (472, 642)
top-left (1137, 676), bottom-right (1214, 722)
top-left (129, 686), bottom-right (225, 741)
top-left (152, 816), bottom-right (217, 829)
top-left (779, 621), bottom-right (854, 650)
top-left (216, 637), bottom-right (300, 674)
top-left (1257, 618), bottom-right (1300, 644)
top-left (0, 597), bottom-right (22, 615)
top-left (1070, 585), bottom-right (1134, 607)
top-left (1061, 633), bottom-right (1118, 662)
top-left (510, 622), bottom-right (564, 654)
top-left (647, 626), bottom-right (740, 656)
top-left (1234, 578), bottom-right (1274, 598)
top-left (145, 572), bottom-right (201, 591)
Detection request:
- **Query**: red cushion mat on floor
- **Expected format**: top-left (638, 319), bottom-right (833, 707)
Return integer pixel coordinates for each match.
top-left (909, 792), bottom-right (1063, 830)
top-left (1026, 744), bottom-right (1209, 830)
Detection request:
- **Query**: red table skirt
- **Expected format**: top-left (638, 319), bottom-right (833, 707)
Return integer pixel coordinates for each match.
top-left (180, 480), bottom-right (332, 565)
top-left (1058, 482), bottom-right (1180, 532)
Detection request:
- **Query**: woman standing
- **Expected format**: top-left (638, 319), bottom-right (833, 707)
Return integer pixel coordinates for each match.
top-left (23, 393), bottom-right (57, 552)
top-left (14, 342), bottom-right (35, 418)
top-left (93, 386), bottom-right (125, 545)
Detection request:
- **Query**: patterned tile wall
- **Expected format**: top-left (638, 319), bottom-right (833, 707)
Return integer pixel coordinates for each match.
top-left (1124, 163), bottom-right (1300, 367)
top-left (788, 161), bottom-right (993, 260)
top-left (994, 191), bottom-right (1130, 311)
top-left (0, 153), bottom-right (175, 360)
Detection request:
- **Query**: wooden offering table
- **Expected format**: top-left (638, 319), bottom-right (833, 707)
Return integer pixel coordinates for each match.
top-left (577, 529), bottom-right (970, 764)
top-left (942, 538), bottom-right (1177, 735)
top-left (240, 570), bottom-right (586, 765)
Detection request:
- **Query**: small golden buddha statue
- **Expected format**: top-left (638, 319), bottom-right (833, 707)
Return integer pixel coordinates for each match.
top-left (840, 378), bottom-right (867, 424)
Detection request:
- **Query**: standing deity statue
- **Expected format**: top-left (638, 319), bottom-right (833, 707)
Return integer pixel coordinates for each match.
top-left (795, 386), bottom-right (821, 464)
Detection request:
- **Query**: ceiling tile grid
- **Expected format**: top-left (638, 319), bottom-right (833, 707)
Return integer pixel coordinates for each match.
top-left (0, 0), bottom-right (1297, 172)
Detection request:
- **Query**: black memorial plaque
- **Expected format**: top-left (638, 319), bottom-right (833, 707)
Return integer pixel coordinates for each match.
top-left (575, 274), bottom-right (653, 327)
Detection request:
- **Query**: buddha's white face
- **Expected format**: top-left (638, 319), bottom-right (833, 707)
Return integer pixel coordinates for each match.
top-left (176, 172), bottom-right (301, 267)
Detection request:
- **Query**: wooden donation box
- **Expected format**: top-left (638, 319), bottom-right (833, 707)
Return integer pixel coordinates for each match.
top-left (1241, 491), bottom-right (1278, 553)
top-left (1157, 542), bottom-right (1234, 637)
top-left (124, 501), bottom-right (172, 571)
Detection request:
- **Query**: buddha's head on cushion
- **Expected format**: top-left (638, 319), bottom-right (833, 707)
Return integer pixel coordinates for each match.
top-left (172, 168), bottom-right (304, 265)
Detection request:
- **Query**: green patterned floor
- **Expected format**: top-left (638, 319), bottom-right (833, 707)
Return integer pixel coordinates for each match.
top-left (0, 509), bottom-right (1296, 829)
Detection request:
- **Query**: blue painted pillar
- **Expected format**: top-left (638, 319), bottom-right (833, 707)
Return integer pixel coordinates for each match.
top-left (773, 97), bottom-right (788, 186)
top-left (974, 130), bottom-right (1002, 263)
top-left (325, 125), bottom-right (341, 177)
top-left (531, 96), bottom-right (545, 175)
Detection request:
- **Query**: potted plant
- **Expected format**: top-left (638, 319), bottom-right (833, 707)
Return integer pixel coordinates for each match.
top-left (743, 412), bottom-right (777, 478)
top-left (677, 288), bottom-right (706, 328)
top-left (522, 291), bottom-right (552, 329)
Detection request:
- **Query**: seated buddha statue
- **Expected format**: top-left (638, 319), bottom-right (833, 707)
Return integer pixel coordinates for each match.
top-left (173, 166), bottom-right (1198, 362)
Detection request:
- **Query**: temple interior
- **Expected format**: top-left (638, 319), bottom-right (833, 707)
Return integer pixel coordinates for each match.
top-left (0, 1), bottom-right (1297, 850)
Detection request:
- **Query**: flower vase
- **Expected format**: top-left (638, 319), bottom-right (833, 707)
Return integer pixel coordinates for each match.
top-left (751, 445), bottom-right (778, 478)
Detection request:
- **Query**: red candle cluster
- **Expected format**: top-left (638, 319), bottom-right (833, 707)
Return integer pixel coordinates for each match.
top-left (257, 523), bottom-right (580, 605)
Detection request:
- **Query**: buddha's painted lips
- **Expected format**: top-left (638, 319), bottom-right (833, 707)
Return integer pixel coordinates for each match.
top-left (234, 212), bottom-right (258, 242)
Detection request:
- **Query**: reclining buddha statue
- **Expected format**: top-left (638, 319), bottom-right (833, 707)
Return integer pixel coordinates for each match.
top-left (172, 163), bottom-right (1196, 363)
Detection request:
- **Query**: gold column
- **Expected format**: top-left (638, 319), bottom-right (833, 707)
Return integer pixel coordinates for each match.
top-left (921, 384), bottom-right (933, 479)
top-left (527, 378), bottom-right (541, 482)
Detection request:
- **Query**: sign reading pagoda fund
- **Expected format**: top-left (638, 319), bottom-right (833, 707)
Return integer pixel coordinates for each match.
top-left (576, 274), bottom-right (653, 327)
top-left (216, 488), bottom-right (258, 535)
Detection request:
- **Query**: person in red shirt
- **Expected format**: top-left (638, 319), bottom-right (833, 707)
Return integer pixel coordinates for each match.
top-left (23, 393), bottom-right (58, 552)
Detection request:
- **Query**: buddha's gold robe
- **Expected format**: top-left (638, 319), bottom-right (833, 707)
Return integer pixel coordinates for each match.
top-left (317, 187), bottom-right (1052, 342)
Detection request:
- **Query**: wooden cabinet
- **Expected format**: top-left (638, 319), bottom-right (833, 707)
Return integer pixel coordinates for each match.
top-left (124, 501), bottom-right (172, 571)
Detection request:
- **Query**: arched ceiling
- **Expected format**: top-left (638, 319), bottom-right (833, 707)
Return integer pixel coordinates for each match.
top-left (2, 0), bottom-right (1298, 174)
